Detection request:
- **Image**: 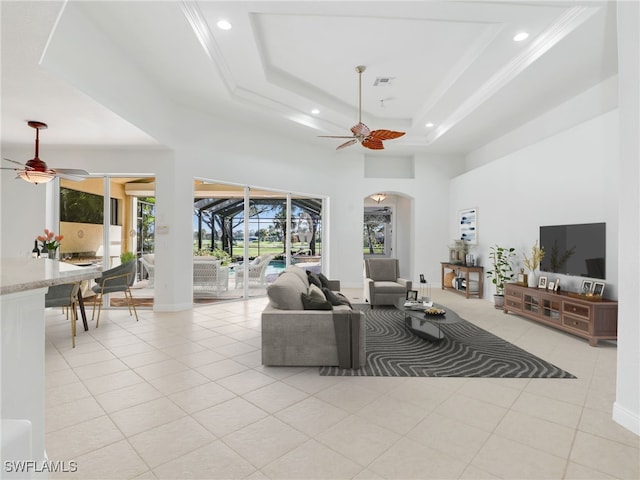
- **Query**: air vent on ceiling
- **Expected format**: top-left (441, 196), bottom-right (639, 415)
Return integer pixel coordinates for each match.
top-left (373, 77), bottom-right (395, 86)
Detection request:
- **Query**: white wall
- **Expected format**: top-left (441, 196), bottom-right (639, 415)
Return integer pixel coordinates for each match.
top-left (451, 75), bottom-right (638, 436)
top-left (451, 109), bottom-right (619, 300)
top-left (1, 163), bottom-right (47, 258)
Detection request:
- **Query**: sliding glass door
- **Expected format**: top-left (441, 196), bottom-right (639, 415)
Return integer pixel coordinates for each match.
top-left (59, 176), bottom-right (156, 310)
top-left (193, 179), bottom-right (324, 303)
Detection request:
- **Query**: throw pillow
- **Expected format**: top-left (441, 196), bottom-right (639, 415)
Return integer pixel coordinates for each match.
top-left (335, 292), bottom-right (353, 308)
top-left (322, 287), bottom-right (352, 308)
top-left (317, 272), bottom-right (331, 289)
top-left (308, 283), bottom-right (326, 301)
top-left (300, 292), bottom-right (332, 310)
top-left (306, 271), bottom-right (323, 289)
top-left (266, 276), bottom-right (305, 310)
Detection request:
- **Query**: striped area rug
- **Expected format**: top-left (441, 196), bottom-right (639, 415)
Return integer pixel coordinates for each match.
top-left (320, 305), bottom-right (575, 378)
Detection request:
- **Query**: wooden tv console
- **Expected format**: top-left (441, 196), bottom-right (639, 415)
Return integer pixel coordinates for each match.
top-left (503, 283), bottom-right (617, 346)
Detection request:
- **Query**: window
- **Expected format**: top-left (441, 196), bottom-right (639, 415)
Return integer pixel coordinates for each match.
top-left (60, 187), bottom-right (120, 225)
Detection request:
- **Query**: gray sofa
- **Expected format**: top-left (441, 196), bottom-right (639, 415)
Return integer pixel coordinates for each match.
top-left (261, 266), bottom-right (366, 369)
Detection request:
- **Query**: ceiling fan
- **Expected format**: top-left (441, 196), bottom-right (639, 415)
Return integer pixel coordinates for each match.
top-left (319, 66), bottom-right (405, 150)
top-left (1, 121), bottom-right (89, 184)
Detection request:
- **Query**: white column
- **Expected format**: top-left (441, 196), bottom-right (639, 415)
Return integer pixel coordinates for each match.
top-left (614, 0), bottom-right (640, 436)
top-left (152, 157), bottom-right (193, 311)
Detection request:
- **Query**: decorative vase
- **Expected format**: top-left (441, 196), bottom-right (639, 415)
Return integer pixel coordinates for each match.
top-left (48, 248), bottom-right (57, 260)
top-left (528, 270), bottom-right (538, 288)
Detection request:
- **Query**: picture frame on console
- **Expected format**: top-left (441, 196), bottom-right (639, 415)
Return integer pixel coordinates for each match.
top-left (538, 276), bottom-right (548, 289)
top-left (593, 282), bottom-right (605, 297)
top-left (548, 281), bottom-right (555, 291)
top-left (406, 290), bottom-right (418, 301)
top-left (581, 280), bottom-right (593, 295)
top-left (554, 278), bottom-right (560, 292)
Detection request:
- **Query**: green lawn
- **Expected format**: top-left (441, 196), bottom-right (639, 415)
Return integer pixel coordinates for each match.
top-left (195, 241), bottom-right (321, 259)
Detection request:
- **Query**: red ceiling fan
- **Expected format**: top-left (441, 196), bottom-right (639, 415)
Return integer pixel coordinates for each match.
top-left (319, 66), bottom-right (405, 150)
top-left (2, 121), bottom-right (89, 184)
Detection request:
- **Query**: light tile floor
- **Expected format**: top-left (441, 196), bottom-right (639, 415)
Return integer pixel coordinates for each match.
top-left (42, 289), bottom-right (639, 479)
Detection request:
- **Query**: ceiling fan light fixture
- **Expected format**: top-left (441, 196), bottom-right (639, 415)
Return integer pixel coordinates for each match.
top-left (370, 193), bottom-right (387, 204)
top-left (318, 65), bottom-right (405, 150)
top-left (17, 170), bottom-right (55, 184)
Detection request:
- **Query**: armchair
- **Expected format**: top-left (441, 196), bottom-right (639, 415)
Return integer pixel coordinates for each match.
top-left (364, 258), bottom-right (412, 308)
top-left (91, 260), bottom-right (139, 325)
top-left (140, 253), bottom-right (155, 287)
top-left (45, 282), bottom-right (81, 347)
top-left (235, 253), bottom-right (275, 288)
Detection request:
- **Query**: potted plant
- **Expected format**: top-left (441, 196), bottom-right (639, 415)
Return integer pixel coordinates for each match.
top-left (486, 245), bottom-right (516, 308)
top-left (523, 241), bottom-right (545, 287)
top-left (120, 251), bottom-right (137, 264)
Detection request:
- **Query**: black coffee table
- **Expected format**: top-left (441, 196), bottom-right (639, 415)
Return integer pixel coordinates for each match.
top-left (394, 298), bottom-right (460, 341)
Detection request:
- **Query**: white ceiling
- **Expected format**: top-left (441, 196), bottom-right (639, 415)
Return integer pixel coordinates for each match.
top-left (1, 1), bottom-right (618, 155)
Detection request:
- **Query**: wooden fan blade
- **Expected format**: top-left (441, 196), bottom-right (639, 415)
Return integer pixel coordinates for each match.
top-left (336, 139), bottom-right (358, 150)
top-left (351, 123), bottom-right (370, 136)
top-left (361, 137), bottom-right (385, 150)
top-left (318, 135), bottom-right (357, 139)
top-left (369, 129), bottom-right (406, 141)
top-left (2, 157), bottom-right (26, 166)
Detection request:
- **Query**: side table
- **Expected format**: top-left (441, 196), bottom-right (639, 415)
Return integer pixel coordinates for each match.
top-left (441, 262), bottom-right (483, 299)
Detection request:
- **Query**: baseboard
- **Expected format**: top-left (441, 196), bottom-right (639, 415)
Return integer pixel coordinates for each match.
top-left (152, 302), bottom-right (193, 312)
top-left (613, 401), bottom-right (640, 436)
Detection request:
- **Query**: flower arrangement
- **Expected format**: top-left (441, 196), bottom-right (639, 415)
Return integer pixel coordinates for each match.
top-left (523, 241), bottom-right (545, 272)
top-left (36, 229), bottom-right (63, 253)
top-left (194, 248), bottom-right (231, 265)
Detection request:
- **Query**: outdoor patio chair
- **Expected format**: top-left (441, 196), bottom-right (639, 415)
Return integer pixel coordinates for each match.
top-left (364, 258), bottom-right (412, 308)
top-left (235, 253), bottom-right (275, 289)
top-left (193, 258), bottom-right (230, 297)
top-left (91, 260), bottom-right (138, 326)
top-left (45, 282), bottom-right (81, 347)
top-left (140, 253), bottom-right (155, 287)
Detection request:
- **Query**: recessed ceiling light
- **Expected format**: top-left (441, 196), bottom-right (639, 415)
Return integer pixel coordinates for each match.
top-left (513, 32), bottom-right (529, 42)
top-left (216, 19), bottom-right (232, 30)
top-left (425, 122), bottom-right (434, 128)
top-left (311, 108), bottom-right (320, 115)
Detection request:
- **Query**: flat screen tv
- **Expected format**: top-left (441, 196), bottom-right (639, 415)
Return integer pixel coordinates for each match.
top-left (539, 222), bottom-right (606, 279)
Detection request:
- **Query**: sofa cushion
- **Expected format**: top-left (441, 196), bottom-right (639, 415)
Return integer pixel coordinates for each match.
top-left (371, 281), bottom-right (407, 294)
top-left (368, 260), bottom-right (397, 281)
top-left (301, 292), bottom-right (332, 310)
top-left (285, 265), bottom-right (309, 287)
top-left (266, 273), bottom-right (306, 310)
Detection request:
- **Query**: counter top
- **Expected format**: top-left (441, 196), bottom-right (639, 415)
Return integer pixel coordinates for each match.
top-left (0, 258), bottom-right (101, 295)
